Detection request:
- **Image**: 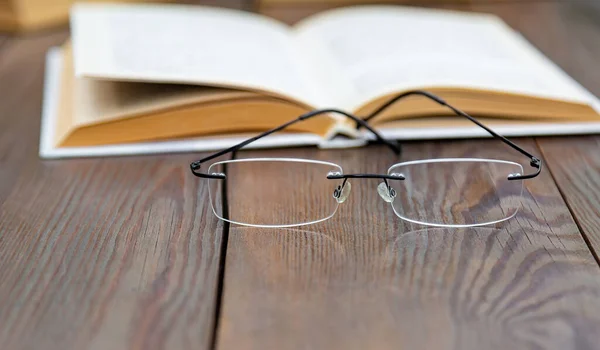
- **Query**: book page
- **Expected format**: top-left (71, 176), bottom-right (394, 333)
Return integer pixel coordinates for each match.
top-left (70, 3), bottom-right (321, 106)
top-left (294, 6), bottom-right (599, 111)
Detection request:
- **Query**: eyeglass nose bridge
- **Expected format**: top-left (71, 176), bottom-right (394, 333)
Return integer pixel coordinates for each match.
top-left (327, 172), bottom-right (404, 203)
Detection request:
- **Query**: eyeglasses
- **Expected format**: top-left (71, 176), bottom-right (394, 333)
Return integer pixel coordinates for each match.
top-left (190, 90), bottom-right (542, 228)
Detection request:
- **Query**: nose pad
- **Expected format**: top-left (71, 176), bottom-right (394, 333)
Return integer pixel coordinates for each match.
top-left (377, 182), bottom-right (396, 203)
top-left (333, 182), bottom-right (351, 203)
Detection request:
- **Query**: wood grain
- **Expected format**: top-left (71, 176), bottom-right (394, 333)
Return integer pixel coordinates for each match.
top-left (537, 136), bottom-right (600, 260)
top-left (0, 30), bottom-right (67, 206)
top-left (1, 1), bottom-right (600, 349)
top-left (0, 32), bottom-right (227, 350)
top-left (509, 1), bottom-right (600, 264)
top-left (216, 140), bottom-right (600, 350)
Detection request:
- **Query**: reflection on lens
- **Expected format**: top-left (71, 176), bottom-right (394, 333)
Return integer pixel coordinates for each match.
top-left (387, 158), bottom-right (523, 227)
top-left (208, 158), bottom-right (343, 227)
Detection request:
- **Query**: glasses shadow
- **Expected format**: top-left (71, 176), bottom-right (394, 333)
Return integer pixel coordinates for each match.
top-left (226, 223), bottom-right (512, 285)
top-left (224, 212), bottom-right (600, 348)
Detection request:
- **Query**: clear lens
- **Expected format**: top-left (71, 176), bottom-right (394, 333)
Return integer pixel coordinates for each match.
top-left (208, 158), bottom-right (343, 227)
top-left (387, 159), bottom-right (523, 227)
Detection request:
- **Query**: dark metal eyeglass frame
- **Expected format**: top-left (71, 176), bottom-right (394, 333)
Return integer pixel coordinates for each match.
top-left (190, 90), bottom-right (542, 183)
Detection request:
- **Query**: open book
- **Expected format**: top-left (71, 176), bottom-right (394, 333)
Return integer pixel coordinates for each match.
top-left (40, 3), bottom-right (600, 158)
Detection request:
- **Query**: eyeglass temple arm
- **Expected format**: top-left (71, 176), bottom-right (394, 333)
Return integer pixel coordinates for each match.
top-left (190, 108), bottom-right (401, 178)
top-left (360, 90), bottom-right (542, 180)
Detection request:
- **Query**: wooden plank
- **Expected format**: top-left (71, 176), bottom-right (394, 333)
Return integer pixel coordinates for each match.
top-left (537, 136), bottom-right (600, 260)
top-left (492, 2), bottom-right (600, 261)
top-left (0, 32), bottom-right (227, 350)
top-left (0, 31), bottom-right (67, 206)
top-left (216, 140), bottom-right (600, 349)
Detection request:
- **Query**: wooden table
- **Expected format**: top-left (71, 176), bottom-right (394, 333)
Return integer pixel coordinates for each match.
top-left (2, 1), bottom-right (600, 349)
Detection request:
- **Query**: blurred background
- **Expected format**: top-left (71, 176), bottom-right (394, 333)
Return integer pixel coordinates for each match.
top-left (1, 0), bottom-right (481, 32)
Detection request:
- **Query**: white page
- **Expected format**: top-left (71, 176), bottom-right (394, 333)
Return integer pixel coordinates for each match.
top-left (70, 3), bottom-right (321, 105)
top-left (294, 6), bottom-right (600, 111)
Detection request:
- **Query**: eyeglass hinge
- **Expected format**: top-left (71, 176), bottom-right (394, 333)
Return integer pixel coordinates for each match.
top-left (507, 156), bottom-right (542, 181)
top-left (190, 160), bottom-right (226, 179)
top-left (191, 161), bottom-right (202, 170)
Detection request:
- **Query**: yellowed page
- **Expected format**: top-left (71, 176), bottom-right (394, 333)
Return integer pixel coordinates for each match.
top-left (54, 44), bottom-right (333, 147)
top-left (70, 2), bottom-right (321, 106)
top-left (294, 6), bottom-right (600, 112)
